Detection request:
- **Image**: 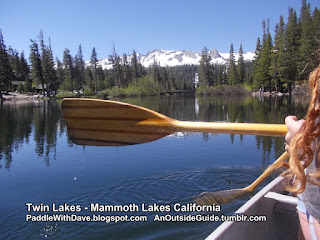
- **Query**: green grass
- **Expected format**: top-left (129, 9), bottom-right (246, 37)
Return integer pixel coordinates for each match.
top-left (95, 76), bottom-right (161, 99)
top-left (196, 84), bottom-right (251, 96)
top-left (55, 92), bottom-right (78, 98)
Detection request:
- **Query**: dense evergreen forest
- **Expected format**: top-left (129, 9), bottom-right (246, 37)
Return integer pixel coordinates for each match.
top-left (198, 1), bottom-right (320, 94)
top-left (0, 0), bottom-right (319, 97)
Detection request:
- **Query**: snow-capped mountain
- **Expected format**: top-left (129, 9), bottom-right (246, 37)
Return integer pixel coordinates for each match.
top-left (88, 49), bottom-right (255, 70)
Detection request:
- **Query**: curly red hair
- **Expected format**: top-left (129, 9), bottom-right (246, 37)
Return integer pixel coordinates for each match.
top-left (284, 64), bottom-right (320, 194)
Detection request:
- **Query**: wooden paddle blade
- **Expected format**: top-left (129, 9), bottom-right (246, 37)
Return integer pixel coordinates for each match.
top-left (61, 98), bottom-right (174, 146)
top-left (194, 189), bottom-right (251, 205)
top-left (62, 98), bottom-right (288, 146)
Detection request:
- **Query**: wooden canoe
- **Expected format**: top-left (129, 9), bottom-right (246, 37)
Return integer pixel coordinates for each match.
top-left (206, 176), bottom-right (299, 240)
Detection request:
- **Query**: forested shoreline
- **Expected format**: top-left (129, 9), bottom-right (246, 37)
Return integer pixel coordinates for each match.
top-left (0, 0), bottom-right (319, 98)
top-left (198, 0), bottom-right (320, 95)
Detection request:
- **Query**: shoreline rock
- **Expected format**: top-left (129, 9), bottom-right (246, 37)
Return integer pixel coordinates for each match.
top-left (252, 91), bottom-right (289, 97)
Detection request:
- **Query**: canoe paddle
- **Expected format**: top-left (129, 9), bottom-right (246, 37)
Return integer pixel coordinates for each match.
top-left (61, 98), bottom-right (288, 146)
top-left (194, 151), bottom-right (289, 205)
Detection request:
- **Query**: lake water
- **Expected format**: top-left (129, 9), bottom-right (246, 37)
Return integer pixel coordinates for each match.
top-left (0, 95), bottom-right (307, 240)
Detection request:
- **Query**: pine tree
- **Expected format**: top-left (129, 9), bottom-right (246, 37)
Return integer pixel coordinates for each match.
top-left (160, 67), bottom-right (170, 90)
top-left (7, 47), bottom-right (16, 73)
top-left (262, 20), bottom-right (273, 92)
top-left (216, 65), bottom-right (223, 85)
top-left (90, 47), bottom-right (98, 92)
top-left (131, 50), bottom-right (139, 83)
top-left (253, 38), bottom-right (262, 89)
top-left (198, 47), bottom-right (214, 86)
top-left (114, 55), bottom-right (123, 88)
top-left (63, 48), bottom-right (74, 91)
top-left (29, 39), bottom-right (45, 94)
top-left (254, 38), bottom-right (261, 61)
top-left (227, 43), bottom-right (237, 85)
top-left (299, 0), bottom-right (314, 78)
top-left (253, 20), bottom-right (273, 92)
top-left (75, 44), bottom-right (85, 93)
top-left (20, 51), bottom-right (31, 92)
top-left (122, 53), bottom-right (131, 87)
top-left (74, 55), bottom-right (80, 91)
top-left (308, 7), bottom-right (320, 71)
top-left (47, 38), bottom-right (57, 94)
top-left (312, 8), bottom-right (320, 52)
top-left (85, 67), bottom-right (94, 93)
top-left (270, 47), bottom-right (278, 92)
top-left (0, 30), bottom-right (14, 93)
top-left (20, 52), bottom-right (29, 79)
top-left (245, 63), bottom-right (253, 84)
top-left (261, 33), bottom-right (273, 92)
top-left (7, 47), bottom-right (21, 79)
top-left (55, 58), bottom-right (64, 90)
top-left (96, 66), bottom-right (105, 90)
top-left (151, 57), bottom-right (159, 83)
top-left (237, 44), bottom-right (245, 84)
top-left (14, 52), bottom-right (22, 80)
top-left (285, 8), bottom-right (300, 94)
top-left (39, 30), bottom-right (54, 96)
top-left (108, 43), bottom-right (123, 88)
top-left (272, 15), bottom-right (286, 92)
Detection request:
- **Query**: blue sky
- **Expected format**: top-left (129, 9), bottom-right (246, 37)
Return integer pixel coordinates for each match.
top-left (1, 0), bottom-right (319, 61)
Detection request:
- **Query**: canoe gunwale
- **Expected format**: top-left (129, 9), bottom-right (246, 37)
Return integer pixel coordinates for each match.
top-left (206, 176), bottom-right (299, 240)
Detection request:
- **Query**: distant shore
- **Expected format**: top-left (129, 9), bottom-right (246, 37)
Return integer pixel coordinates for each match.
top-left (0, 92), bottom-right (50, 104)
top-left (0, 87), bottom-right (306, 103)
top-left (251, 91), bottom-right (290, 97)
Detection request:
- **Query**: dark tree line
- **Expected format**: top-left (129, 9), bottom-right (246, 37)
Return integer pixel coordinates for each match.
top-left (0, 1), bottom-right (319, 96)
top-left (0, 29), bottom-right (30, 95)
top-left (197, 44), bottom-right (253, 89)
top-left (253, 1), bottom-right (320, 94)
top-left (197, 1), bottom-right (320, 94)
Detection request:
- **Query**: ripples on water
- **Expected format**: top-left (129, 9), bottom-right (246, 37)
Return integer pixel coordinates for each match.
top-left (1, 166), bottom-right (276, 240)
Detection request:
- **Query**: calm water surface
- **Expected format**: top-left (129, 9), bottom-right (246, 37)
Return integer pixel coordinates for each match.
top-left (0, 95), bottom-right (307, 239)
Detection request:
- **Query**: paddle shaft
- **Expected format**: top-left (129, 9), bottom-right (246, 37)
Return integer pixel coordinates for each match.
top-left (139, 120), bottom-right (288, 137)
top-left (62, 99), bottom-right (288, 146)
top-left (243, 152), bottom-right (289, 192)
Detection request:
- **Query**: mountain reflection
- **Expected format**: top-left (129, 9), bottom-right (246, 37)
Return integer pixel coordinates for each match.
top-left (0, 95), bottom-right (308, 170)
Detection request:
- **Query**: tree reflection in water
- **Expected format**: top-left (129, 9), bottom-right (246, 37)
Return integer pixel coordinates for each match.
top-left (0, 100), bottom-right (67, 169)
top-left (0, 95), bottom-right (308, 170)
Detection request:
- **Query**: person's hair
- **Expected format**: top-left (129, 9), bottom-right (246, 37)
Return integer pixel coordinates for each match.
top-left (283, 64), bottom-right (320, 194)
